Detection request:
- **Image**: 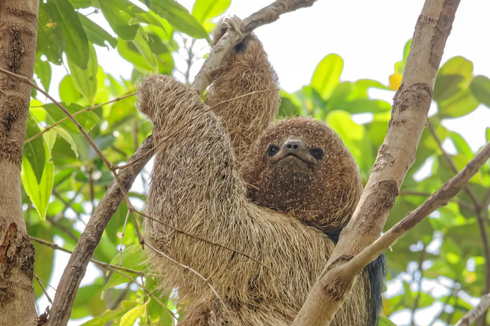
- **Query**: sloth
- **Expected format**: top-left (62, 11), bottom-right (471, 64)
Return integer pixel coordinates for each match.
top-left (139, 21), bottom-right (385, 326)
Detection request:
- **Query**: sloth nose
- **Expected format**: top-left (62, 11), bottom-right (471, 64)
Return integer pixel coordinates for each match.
top-left (283, 139), bottom-right (306, 154)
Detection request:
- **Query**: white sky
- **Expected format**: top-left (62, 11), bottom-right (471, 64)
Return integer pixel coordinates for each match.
top-left (40, 1), bottom-right (490, 325)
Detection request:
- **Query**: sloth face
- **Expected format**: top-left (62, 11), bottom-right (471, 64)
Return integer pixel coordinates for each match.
top-left (240, 117), bottom-right (362, 233)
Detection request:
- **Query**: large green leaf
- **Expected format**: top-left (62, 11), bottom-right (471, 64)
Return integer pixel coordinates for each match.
top-left (326, 110), bottom-right (373, 178)
top-left (21, 145), bottom-right (54, 221)
top-left (49, 0), bottom-right (90, 69)
top-left (311, 54), bottom-right (343, 100)
top-left (437, 88), bottom-right (479, 118)
top-left (132, 28), bottom-right (158, 71)
top-left (192, 0), bottom-right (231, 31)
top-left (470, 75), bottom-right (490, 108)
top-left (37, 3), bottom-right (64, 65)
top-left (68, 43), bottom-right (98, 105)
top-left (434, 56), bottom-right (473, 102)
top-left (24, 114), bottom-right (46, 183)
top-left (78, 13), bottom-right (118, 48)
top-left (99, 0), bottom-right (140, 40)
top-left (144, 0), bottom-right (209, 41)
top-left (59, 75), bottom-right (82, 104)
top-left (35, 55), bottom-right (52, 92)
top-left (43, 103), bottom-right (99, 134)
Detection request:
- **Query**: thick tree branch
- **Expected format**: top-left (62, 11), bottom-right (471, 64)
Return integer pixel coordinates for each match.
top-left (455, 294), bottom-right (490, 326)
top-left (43, 1), bottom-right (318, 325)
top-left (292, 1), bottom-right (461, 325)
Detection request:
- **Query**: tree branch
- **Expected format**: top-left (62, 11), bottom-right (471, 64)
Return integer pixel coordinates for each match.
top-left (455, 294), bottom-right (490, 326)
top-left (292, 1), bottom-right (461, 325)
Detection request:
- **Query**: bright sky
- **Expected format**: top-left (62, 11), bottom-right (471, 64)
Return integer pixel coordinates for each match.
top-left (40, 1), bottom-right (490, 325)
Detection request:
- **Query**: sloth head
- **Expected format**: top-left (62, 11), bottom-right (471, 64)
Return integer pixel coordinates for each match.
top-left (241, 117), bottom-right (363, 233)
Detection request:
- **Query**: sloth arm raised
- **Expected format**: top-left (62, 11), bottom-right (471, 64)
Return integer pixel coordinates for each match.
top-left (205, 25), bottom-right (280, 163)
top-left (139, 75), bottom-right (334, 307)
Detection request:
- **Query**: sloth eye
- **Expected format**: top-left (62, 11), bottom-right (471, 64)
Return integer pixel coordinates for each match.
top-left (310, 148), bottom-right (324, 160)
top-left (267, 145), bottom-right (280, 156)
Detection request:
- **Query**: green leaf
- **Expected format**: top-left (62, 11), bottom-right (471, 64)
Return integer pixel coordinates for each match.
top-left (21, 146), bottom-right (54, 221)
top-left (49, 0), bottom-right (89, 69)
top-left (437, 88), bottom-right (479, 118)
top-left (52, 126), bottom-right (79, 158)
top-left (78, 13), bottom-right (118, 48)
top-left (99, 0), bottom-right (140, 41)
top-left (434, 56), bottom-right (473, 102)
top-left (43, 103), bottom-right (99, 134)
top-left (59, 75), bottom-right (82, 104)
top-left (470, 75), bottom-right (490, 108)
top-left (69, 0), bottom-right (92, 9)
top-left (24, 114), bottom-right (46, 183)
top-left (144, 0), bottom-right (210, 40)
top-left (68, 43), bottom-right (98, 105)
top-left (104, 245), bottom-right (146, 292)
top-left (449, 131), bottom-right (473, 158)
top-left (192, 0), bottom-right (231, 31)
top-left (80, 301), bottom-right (139, 326)
top-left (311, 54), bottom-right (343, 100)
top-left (121, 300), bottom-right (150, 326)
top-left (132, 29), bottom-right (158, 71)
top-left (326, 111), bottom-right (373, 178)
top-left (35, 55), bottom-right (52, 92)
top-left (37, 3), bottom-right (64, 65)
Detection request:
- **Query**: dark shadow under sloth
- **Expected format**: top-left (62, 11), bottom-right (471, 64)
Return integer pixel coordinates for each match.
top-left (139, 19), bottom-right (386, 326)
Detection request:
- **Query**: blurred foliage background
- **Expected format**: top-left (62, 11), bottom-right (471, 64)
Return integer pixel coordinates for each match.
top-left (25, 0), bottom-right (490, 325)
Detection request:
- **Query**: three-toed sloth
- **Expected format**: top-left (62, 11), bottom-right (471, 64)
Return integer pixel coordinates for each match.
top-left (139, 21), bottom-right (386, 326)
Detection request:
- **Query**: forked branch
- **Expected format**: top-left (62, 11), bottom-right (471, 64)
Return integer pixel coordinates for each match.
top-left (292, 1), bottom-right (462, 325)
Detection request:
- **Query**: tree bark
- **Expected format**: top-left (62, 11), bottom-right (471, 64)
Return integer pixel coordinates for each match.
top-left (292, 0), bottom-right (461, 325)
top-left (0, 0), bottom-right (39, 325)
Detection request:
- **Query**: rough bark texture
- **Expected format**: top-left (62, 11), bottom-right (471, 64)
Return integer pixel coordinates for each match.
top-left (0, 0), bottom-right (39, 325)
top-left (47, 136), bottom-right (153, 326)
top-left (291, 1), bottom-right (461, 325)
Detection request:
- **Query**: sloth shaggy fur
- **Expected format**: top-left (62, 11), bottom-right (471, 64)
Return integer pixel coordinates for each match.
top-left (139, 25), bottom-right (384, 326)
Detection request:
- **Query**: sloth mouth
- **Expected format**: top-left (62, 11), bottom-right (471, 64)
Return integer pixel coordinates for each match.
top-left (279, 153), bottom-right (310, 164)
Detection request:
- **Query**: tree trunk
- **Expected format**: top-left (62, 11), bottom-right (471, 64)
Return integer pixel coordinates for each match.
top-left (0, 1), bottom-right (39, 325)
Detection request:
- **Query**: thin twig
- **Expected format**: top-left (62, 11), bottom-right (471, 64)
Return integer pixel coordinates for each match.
top-left (24, 93), bottom-right (135, 145)
top-left (136, 209), bottom-right (275, 275)
top-left (399, 190), bottom-right (476, 213)
top-left (145, 242), bottom-right (226, 314)
top-left (410, 246), bottom-right (425, 326)
top-left (34, 273), bottom-right (53, 304)
top-left (104, 265), bottom-right (178, 321)
top-left (29, 236), bottom-right (147, 276)
top-left (0, 67), bottom-right (113, 170)
top-left (119, 210), bottom-right (131, 266)
top-left (427, 282), bottom-right (457, 326)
